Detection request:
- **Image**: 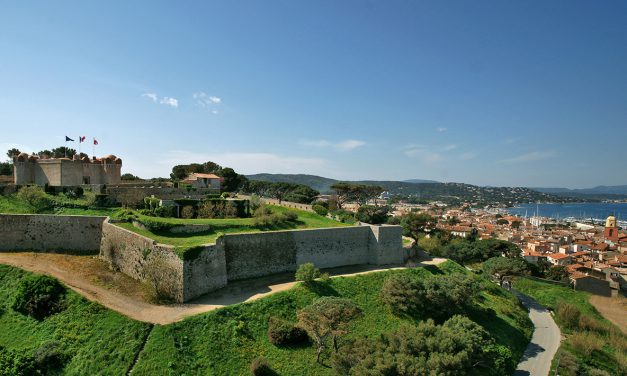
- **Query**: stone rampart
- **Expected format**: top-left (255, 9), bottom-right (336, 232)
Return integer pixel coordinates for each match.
top-left (100, 220), bottom-right (185, 302)
top-left (0, 214), bottom-right (104, 253)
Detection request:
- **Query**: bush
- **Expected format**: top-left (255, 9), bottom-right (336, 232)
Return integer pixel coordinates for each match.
top-left (221, 192), bottom-right (231, 199)
top-left (578, 314), bottom-right (608, 334)
top-left (312, 204), bottom-right (328, 216)
top-left (33, 341), bottom-right (67, 373)
top-left (180, 205), bottom-right (195, 219)
top-left (295, 263), bottom-right (321, 283)
top-left (154, 205), bottom-right (176, 218)
top-left (267, 317), bottom-right (309, 346)
top-left (249, 194), bottom-right (262, 212)
top-left (250, 357), bottom-right (276, 376)
top-left (556, 301), bottom-right (581, 330)
top-left (12, 275), bottom-right (66, 320)
top-left (16, 185), bottom-right (52, 210)
top-left (0, 345), bottom-right (37, 375)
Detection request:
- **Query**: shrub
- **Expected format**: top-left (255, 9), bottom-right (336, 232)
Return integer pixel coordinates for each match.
top-left (16, 185), bottom-right (52, 210)
top-left (312, 204), bottom-right (328, 216)
top-left (12, 275), bottom-right (66, 320)
top-left (221, 192), bottom-right (231, 199)
top-left (180, 205), bottom-right (195, 219)
top-left (578, 314), bottom-right (607, 334)
top-left (556, 350), bottom-right (579, 376)
top-left (267, 317), bottom-right (309, 346)
top-left (249, 194), bottom-right (262, 212)
top-left (0, 345), bottom-right (37, 375)
top-left (556, 301), bottom-right (581, 330)
top-left (250, 357), bottom-right (276, 376)
top-left (33, 341), bottom-right (67, 373)
top-left (154, 205), bottom-right (176, 218)
top-left (253, 205), bottom-right (273, 217)
top-left (295, 263), bottom-right (321, 283)
top-left (282, 211), bottom-right (298, 222)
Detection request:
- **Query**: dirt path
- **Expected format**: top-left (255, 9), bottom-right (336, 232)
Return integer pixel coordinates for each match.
top-left (589, 294), bottom-right (627, 334)
top-left (0, 252), bottom-right (446, 325)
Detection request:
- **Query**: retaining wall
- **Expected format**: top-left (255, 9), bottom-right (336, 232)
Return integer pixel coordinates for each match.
top-left (107, 187), bottom-right (219, 207)
top-left (0, 214), bottom-right (104, 253)
top-left (100, 221), bottom-right (185, 302)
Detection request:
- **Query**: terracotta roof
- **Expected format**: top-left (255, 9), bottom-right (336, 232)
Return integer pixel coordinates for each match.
top-left (191, 173), bottom-right (221, 179)
top-left (548, 253), bottom-right (571, 260)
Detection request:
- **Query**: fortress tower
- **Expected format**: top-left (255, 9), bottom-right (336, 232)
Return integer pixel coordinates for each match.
top-left (604, 215), bottom-right (619, 243)
top-left (13, 153), bottom-right (122, 186)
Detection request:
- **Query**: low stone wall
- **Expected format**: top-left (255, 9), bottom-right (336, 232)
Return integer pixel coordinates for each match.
top-left (107, 187), bottom-right (219, 207)
top-left (100, 220), bottom-right (185, 302)
top-left (0, 214), bottom-right (104, 253)
top-left (238, 194), bottom-right (313, 212)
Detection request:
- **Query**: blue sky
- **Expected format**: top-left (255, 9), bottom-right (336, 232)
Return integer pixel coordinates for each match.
top-left (1, 1), bottom-right (626, 188)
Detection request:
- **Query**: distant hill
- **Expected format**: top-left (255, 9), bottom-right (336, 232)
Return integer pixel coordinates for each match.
top-left (246, 173), bottom-right (581, 205)
top-left (532, 185), bottom-right (627, 199)
top-left (245, 174), bottom-right (338, 193)
top-left (403, 178), bottom-right (439, 184)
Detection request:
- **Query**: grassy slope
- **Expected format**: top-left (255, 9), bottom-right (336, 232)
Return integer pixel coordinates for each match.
top-left (133, 261), bottom-right (532, 375)
top-left (514, 278), bottom-right (625, 375)
top-left (0, 192), bottom-right (119, 217)
top-left (117, 205), bottom-right (349, 247)
top-left (0, 265), bottom-right (151, 375)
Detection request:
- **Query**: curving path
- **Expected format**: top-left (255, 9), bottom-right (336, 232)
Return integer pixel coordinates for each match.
top-left (0, 252), bottom-right (446, 325)
top-left (513, 291), bottom-right (561, 376)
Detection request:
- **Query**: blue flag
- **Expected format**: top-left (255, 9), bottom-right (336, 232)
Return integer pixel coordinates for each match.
top-left (65, 136), bottom-right (75, 142)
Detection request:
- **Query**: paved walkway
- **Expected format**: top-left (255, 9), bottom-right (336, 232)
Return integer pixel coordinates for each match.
top-left (514, 291), bottom-right (561, 376)
top-left (0, 252), bottom-right (446, 325)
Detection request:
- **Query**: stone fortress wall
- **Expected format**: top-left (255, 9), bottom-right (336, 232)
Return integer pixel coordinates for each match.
top-left (0, 214), bottom-right (404, 303)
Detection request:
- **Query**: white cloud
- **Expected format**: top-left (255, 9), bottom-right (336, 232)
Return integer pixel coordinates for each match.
top-left (142, 92), bottom-right (178, 108)
top-left (404, 145), bottom-right (443, 163)
top-left (193, 92), bottom-right (222, 109)
top-left (500, 151), bottom-right (557, 163)
top-left (299, 139), bottom-right (365, 152)
top-left (460, 152), bottom-right (479, 160)
top-left (441, 144), bottom-right (458, 151)
top-left (141, 92), bottom-right (158, 102)
top-left (436, 127), bottom-right (448, 132)
top-left (160, 97), bottom-right (178, 108)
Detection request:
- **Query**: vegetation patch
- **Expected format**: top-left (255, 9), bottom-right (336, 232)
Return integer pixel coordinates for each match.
top-left (132, 261), bottom-right (531, 375)
top-left (0, 265), bottom-right (151, 375)
top-left (12, 275), bottom-right (66, 320)
top-left (514, 278), bottom-right (626, 375)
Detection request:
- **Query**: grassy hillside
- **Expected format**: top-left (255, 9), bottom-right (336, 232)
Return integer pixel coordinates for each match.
top-left (0, 265), bottom-right (151, 375)
top-left (0, 191), bottom-right (118, 217)
top-left (115, 205), bottom-right (349, 247)
top-left (133, 261), bottom-right (532, 375)
top-left (514, 278), bottom-right (626, 375)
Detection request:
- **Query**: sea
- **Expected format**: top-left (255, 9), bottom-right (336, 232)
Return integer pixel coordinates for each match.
top-left (507, 202), bottom-right (627, 224)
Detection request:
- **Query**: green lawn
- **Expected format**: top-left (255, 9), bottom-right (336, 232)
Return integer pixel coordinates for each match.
top-left (514, 278), bottom-right (626, 375)
top-left (133, 261), bottom-right (532, 375)
top-left (116, 205), bottom-right (350, 247)
top-left (0, 191), bottom-right (120, 217)
top-left (0, 264), bottom-right (151, 375)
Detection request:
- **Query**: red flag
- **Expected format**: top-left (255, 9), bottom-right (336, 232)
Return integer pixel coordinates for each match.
top-left (80, 136), bottom-right (86, 143)
top-left (93, 138), bottom-right (99, 145)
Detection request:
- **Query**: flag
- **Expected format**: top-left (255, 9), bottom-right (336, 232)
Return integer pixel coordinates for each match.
top-left (93, 138), bottom-right (98, 145)
top-left (80, 136), bottom-right (86, 143)
top-left (65, 136), bottom-right (75, 142)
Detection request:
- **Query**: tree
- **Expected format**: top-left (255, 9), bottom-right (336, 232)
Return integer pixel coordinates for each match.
top-left (0, 162), bottom-right (11, 175)
top-left (217, 167), bottom-right (247, 192)
top-left (6, 148), bottom-right (21, 159)
top-left (297, 297), bottom-right (363, 363)
top-left (400, 212), bottom-right (436, 242)
top-left (545, 265), bottom-right (570, 282)
top-left (330, 183), bottom-right (383, 208)
top-left (482, 257), bottom-right (530, 284)
top-left (121, 173), bottom-right (141, 180)
top-left (417, 235), bottom-right (442, 254)
top-left (331, 315), bottom-right (510, 376)
top-left (355, 205), bottom-right (390, 224)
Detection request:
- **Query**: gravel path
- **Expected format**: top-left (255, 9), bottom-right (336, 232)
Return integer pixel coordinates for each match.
top-left (0, 252), bottom-right (446, 324)
top-left (514, 291), bottom-right (561, 376)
